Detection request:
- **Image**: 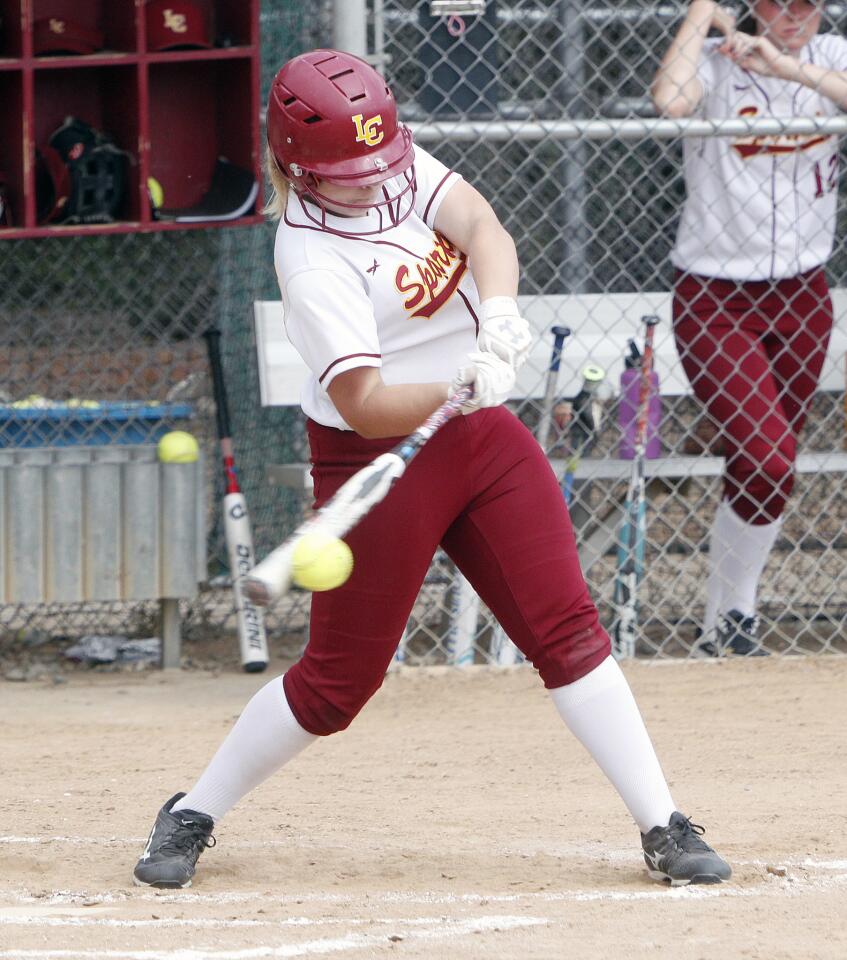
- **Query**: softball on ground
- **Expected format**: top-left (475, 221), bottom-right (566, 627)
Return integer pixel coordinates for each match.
top-left (291, 531), bottom-right (354, 592)
top-left (157, 430), bottom-right (199, 463)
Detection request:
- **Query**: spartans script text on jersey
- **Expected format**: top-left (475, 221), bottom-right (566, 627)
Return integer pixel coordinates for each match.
top-left (673, 33), bottom-right (847, 281)
top-left (273, 146), bottom-right (480, 430)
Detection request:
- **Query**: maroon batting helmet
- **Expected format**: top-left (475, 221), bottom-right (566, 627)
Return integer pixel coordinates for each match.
top-left (267, 49), bottom-right (415, 233)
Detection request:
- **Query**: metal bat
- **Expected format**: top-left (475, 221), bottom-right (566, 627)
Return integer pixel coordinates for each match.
top-left (244, 388), bottom-right (472, 607)
top-left (536, 325), bottom-right (573, 453)
top-left (612, 316), bottom-right (659, 660)
top-left (562, 362), bottom-right (606, 505)
top-left (203, 328), bottom-right (270, 673)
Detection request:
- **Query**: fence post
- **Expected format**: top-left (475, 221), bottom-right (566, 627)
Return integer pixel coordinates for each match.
top-left (333, 0), bottom-right (368, 57)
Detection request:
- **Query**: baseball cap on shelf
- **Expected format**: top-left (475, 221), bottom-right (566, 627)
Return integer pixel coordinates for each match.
top-left (33, 17), bottom-right (104, 56)
top-left (145, 0), bottom-right (212, 51)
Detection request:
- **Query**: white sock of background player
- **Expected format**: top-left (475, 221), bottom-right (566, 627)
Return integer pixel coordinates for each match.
top-left (703, 498), bottom-right (781, 638)
top-left (172, 677), bottom-right (316, 821)
top-left (549, 656), bottom-right (676, 834)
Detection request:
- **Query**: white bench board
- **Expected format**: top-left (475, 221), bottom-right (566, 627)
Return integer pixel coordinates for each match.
top-left (255, 290), bottom-right (847, 406)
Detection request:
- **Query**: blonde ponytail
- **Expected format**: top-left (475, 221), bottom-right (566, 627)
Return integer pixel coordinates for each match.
top-left (262, 144), bottom-right (290, 220)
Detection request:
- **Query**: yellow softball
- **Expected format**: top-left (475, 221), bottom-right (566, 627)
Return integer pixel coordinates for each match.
top-left (291, 531), bottom-right (354, 592)
top-left (157, 430), bottom-right (199, 463)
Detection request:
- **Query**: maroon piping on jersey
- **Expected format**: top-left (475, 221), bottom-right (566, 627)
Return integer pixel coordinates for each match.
top-left (743, 69), bottom-right (778, 276)
top-left (422, 170), bottom-right (454, 224)
top-left (457, 287), bottom-right (480, 335)
top-left (318, 353), bottom-right (381, 385)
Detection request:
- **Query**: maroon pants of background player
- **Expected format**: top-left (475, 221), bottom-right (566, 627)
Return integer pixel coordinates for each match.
top-left (282, 405), bottom-right (610, 736)
top-left (673, 268), bottom-right (833, 526)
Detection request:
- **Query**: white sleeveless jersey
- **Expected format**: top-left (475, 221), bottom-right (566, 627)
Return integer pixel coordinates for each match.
top-left (273, 146), bottom-right (480, 429)
top-left (672, 33), bottom-right (847, 281)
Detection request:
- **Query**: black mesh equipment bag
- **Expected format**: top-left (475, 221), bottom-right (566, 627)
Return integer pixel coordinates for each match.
top-left (47, 116), bottom-right (129, 224)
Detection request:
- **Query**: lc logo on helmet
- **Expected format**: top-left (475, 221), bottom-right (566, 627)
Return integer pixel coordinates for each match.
top-left (352, 113), bottom-right (384, 147)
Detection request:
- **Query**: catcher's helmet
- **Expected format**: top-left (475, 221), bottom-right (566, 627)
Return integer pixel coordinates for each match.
top-left (267, 49), bottom-right (415, 233)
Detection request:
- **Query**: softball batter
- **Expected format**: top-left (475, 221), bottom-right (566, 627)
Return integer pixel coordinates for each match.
top-left (652, 0), bottom-right (847, 655)
top-left (133, 49), bottom-right (729, 889)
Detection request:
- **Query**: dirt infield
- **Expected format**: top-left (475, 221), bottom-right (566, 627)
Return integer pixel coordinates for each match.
top-left (2, 656), bottom-right (846, 960)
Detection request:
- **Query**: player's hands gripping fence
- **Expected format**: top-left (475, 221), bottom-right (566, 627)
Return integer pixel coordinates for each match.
top-left (244, 387), bottom-right (473, 607)
top-left (612, 316), bottom-right (659, 660)
top-left (203, 328), bottom-right (270, 673)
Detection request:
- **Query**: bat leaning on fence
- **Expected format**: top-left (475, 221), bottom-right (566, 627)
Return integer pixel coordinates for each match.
top-left (244, 387), bottom-right (473, 608)
top-left (611, 315), bottom-right (659, 660)
top-left (536, 325), bottom-right (573, 454)
top-left (203, 328), bottom-right (270, 673)
top-left (561, 362), bottom-right (606, 505)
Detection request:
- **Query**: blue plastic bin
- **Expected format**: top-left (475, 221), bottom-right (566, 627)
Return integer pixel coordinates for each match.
top-left (0, 402), bottom-right (194, 448)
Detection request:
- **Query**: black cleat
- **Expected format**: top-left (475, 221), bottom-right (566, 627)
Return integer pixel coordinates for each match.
top-left (641, 812), bottom-right (732, 886)
top-left (697, 609), bottom-right (768, 657)
top-left (133, 793), bottom-right (215, 888)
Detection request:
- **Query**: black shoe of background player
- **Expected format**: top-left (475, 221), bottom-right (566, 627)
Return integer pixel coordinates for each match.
top-left (697, 609), bottom-right (768, 657)
top-left (133, 792), bottom-right (215, 888)
top-left (641, 812), bottom-right (732, 886)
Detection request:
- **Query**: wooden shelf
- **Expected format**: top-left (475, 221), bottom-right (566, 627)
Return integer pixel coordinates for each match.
top-left (0, 0), bottom-right (261, 238)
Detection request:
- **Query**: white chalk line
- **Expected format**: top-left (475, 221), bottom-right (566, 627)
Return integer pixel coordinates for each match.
top-left (4, 833), bottom-right (846, 871)
top-left (3, 834), bottom-right (845, 872)
top-left (4, 866), bottom-right (846, 917)
top-left (0, 914), bottom-right (543, 960)
top-left (0, 913), bottom-right (523, 930)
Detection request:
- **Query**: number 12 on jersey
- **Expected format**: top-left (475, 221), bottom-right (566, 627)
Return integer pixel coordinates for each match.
top-left (813, 154), bottom-right (838, 199)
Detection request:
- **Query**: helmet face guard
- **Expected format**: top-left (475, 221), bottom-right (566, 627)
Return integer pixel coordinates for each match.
top-left (267, 49), bottom-right (417, 235)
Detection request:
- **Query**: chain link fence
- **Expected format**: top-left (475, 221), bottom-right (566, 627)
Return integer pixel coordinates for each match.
top-left (1, 1), bottom-right (846, 666)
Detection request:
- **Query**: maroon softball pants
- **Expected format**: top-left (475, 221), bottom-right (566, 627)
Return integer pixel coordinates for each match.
top-left (673, 268), bottom-right (832, 525)
top-left (283, 405), bottom-right (610, 736)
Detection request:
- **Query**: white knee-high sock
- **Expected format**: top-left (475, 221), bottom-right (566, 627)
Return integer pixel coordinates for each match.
top-left (549, 656), bottom-right (676, 834)
top-left (704, 499), bottom-right (781, 637)
top-left (172, 675), bottom-right (316, 822)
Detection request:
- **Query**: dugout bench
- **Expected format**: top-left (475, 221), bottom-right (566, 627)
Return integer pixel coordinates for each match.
top-left (254, 295), bottom-right (847, 579)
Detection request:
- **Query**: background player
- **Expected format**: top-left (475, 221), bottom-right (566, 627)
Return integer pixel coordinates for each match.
top-left (133, 49), bottom-right (729, 890)
top-left (652, 0), bottom-right (847, 655)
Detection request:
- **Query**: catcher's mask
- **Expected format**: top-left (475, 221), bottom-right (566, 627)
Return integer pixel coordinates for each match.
top-left (44, 116), bottom-right (129, 225)
top-left (267, 49), bottom-right (416, 236)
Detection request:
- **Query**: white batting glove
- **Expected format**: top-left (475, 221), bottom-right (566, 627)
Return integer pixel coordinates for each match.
top-left (477, 296), bottom-right (532, 371)
top-left (450, 351), bottom-right (516, 415)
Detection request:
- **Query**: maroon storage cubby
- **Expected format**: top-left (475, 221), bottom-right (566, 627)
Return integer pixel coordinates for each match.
top-left (0, 0), bottom-right (24, 57)
top-left (148, 57), bottom-right (254, 212)
top-left (0, 71), bottom-right (24, 227)
top-left (0, 0), bottom-right (261, 239)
